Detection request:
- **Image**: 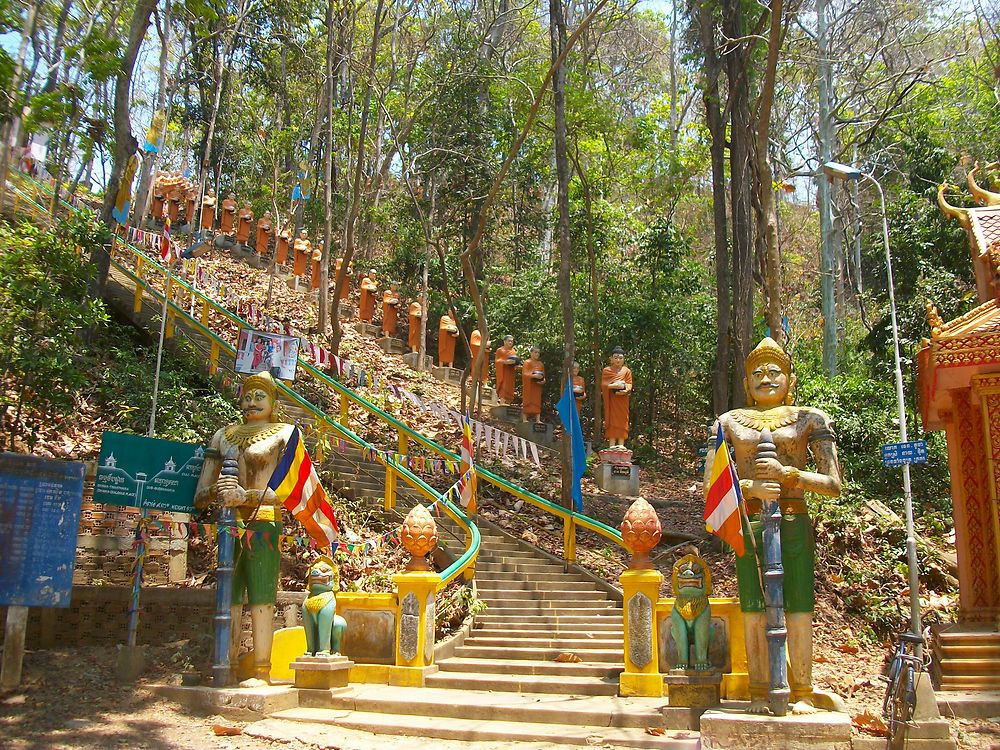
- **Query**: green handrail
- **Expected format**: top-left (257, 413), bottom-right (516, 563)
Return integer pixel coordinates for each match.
top-left (14, 170), bottom-right (624, 552)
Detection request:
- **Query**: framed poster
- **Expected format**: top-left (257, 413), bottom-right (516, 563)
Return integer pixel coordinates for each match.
top-left (235, 328), bottom-right (300, 382)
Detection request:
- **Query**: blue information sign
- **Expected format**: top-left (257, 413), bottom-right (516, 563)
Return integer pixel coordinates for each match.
top-left (880, 440), bottom-right (928, 467)
top-left (0, 452), bottom-right (85, 608)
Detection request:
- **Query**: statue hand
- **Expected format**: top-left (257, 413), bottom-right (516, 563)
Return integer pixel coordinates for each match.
top-left (755, 457), bottom-right (785, 481)
top-left (744, 480), bottom-right (781, 501)
top-left (216, 475), bottom-right (247, 507)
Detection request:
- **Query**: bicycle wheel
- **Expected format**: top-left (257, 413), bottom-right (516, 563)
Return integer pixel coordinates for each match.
top-left (886, 662), bottom-right (914, 750)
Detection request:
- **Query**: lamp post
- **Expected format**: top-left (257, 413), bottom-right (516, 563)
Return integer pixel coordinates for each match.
top-left (821, 161), bottom-right (922, 650)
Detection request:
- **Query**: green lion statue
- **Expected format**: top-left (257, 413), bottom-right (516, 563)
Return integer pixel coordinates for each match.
top-left (302, 555), bottom-right (348, 656)
top-left (670, 549), bottom-right (713, 672)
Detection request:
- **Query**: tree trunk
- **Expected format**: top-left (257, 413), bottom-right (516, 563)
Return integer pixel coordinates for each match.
top-left (94, 0), bottom-right (158, 293)
top-left (550, 0), bottom-right (574, 511)
top-left (132, 0), bottom-right (172, 226)
top-left (698, 0), bottom-right (730, 415)
top-left (0, 0), bottom-right (40, 210)
top-left (320, 0), bottom-right (336, 339)
top-left (723, 0), bottom-right (753, 407)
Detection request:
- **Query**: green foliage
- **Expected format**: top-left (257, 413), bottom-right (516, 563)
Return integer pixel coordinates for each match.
top-left (0, 215), bottom-right (109, 450)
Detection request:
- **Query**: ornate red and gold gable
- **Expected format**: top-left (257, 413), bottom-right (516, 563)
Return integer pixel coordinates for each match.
top-left (917, 170), bottom-right (1000, 694)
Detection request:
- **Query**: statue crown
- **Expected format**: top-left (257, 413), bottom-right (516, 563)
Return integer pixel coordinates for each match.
top-left (241, 371), bottom-right (279, 401)
top-left (745, 337), bottom-right (792, 377)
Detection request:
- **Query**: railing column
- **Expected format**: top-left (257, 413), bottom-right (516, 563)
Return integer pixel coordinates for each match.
top-left (619, 568), bottom-right (665, 697)
top-left (164, 275), bottom-right (175, 339)
top-left (390, 570), bottom-right (438, 687)
top-left (133, 258), bottom-right (144, 314)
top-left (339, 392), bottom-right (349, 427)
top-left (383, 463), bottom-right (396, 511)
top-left (563, 516), bottom-right (577, 564)
top-left (201, 298), bottom-right (210, 327)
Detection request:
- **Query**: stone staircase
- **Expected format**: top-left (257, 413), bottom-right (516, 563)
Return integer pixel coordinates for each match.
top-left (268, 520), bottom-right (702, 748)
top-left (933, 627), bottom-right (1000, 691)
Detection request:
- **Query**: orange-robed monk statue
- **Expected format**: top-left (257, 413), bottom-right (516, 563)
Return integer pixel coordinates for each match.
top-left (438, 313), bottom-right (460, 368)
top-left (408, 301), bottom-right (423, 353)
top-left (601, 346), bottom-right (632, 448)
top-left (521, 346), bottom-right (545, 423)
top-left (494, 335), bottom-right (519, 405)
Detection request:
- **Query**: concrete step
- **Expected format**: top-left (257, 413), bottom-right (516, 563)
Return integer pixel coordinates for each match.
top-left (475, 570), bottom-right (598, 584)
top-left (474, 619), bottom-right (621, 633)
top-left (283, 683), bottom-right (694, 730)
top-left (466, 635), bottom-right (623, 650)
top-left (938, 657), bottom-right (1000, 675)
top-left (473, 628), bottom-right (619, 643)
top-left (476, 612), bottom-right (622, 625)
top-left (936, 643), bottom-right (1000, 659)
top-left (477, 562), bottom-right (576, 575)
top-left (479, 602), bottom-right (621, 615)
top-left (436, 657), bottom-right (624, 678)
top-left (476, 587), bottom-right (609, 601)
top-left (268, 708), bottom-right (700, 748)
top-left (454, 645), bottom-right (623, 663)
top-left (938, 674), bottom-right (1000, 689)
top-left (424, 670), bottom-right (619, 696)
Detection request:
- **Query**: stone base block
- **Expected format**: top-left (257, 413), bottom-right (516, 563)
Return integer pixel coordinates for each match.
top-left (665, 671), bottom-right (722, 708)
top-left (431, 366), bottom-right (463, 385)
top-left (595, 462), bottom-right (640, 497)
top-left (514, 420), bottom-right (557, 448)
top-left (354, 321), bottom-right (379, 337)
top-left (290, 654), bottom-right (354, 690)
top-left (388, 664), bottom-right (438, 688)
top-left (115, 644), bottom-right (146, 683)
top-left (149, 683), bottom-right (299, 716)
top-left (377, 336), bottom-right (406, 354)
top-left (490, 404), bottom-right (522, 424)
top-left (619, 671), bottom-right (664, 697)
top-left (402, 352), bottom-right (434, 371)
top-left (338, 302), bottom-right (357, 320)
top-left (699, 708), bottom-right (852, 750)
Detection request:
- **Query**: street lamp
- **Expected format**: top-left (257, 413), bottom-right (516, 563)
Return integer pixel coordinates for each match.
top-left (822, 161), bottom-right (922, 647)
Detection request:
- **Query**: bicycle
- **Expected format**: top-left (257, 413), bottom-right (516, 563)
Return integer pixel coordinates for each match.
top-left (880, 631), bottom-right (928, 749)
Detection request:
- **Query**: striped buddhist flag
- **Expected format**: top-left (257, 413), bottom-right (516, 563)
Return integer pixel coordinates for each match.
top-left (160, 217), bottom-right (173, 263)
top-left (458, 413), bottom-right (477, 514)
top-left (704, 424), bottom-right (746, 557)
top-left (268, 427), bottom-right (339, 548)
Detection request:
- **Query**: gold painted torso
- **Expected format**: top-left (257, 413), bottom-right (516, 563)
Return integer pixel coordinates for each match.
top-left (214, 422), bottom-right (294, 493)
top-left (718, 406), bottom-right (829, 499)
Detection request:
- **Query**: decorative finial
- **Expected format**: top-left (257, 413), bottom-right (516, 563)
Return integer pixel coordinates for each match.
top-left (926, 301), bottom-right (944, 339)
top-left (937, 183), bottom-right (972, 229)
top-left (400, 505), bottom-right (438, 571)
top-left (620, 498), bottom-right (662, 570)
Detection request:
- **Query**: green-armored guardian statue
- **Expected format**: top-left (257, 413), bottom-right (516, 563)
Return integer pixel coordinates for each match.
top-left (705, 337), bottom-right (842, 715)
top-left (303, 555), bottom-right (348, 656)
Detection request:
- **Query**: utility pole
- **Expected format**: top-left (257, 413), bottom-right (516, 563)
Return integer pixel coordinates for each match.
top-left (817, 0), bottom-right (841, 377)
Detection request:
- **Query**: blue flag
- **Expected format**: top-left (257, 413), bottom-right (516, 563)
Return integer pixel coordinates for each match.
top-left (556, 374), bottom-right (586, 512)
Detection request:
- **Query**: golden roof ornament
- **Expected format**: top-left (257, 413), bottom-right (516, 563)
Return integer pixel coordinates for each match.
top-left (926, 301), bottom-right (944, 339)
top-left (937, 183), bottom-right (972, 229)
top-left (968, 161), bottom-right (1000, 207)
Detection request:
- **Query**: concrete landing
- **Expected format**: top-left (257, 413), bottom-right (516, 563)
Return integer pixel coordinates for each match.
top-left (250, 714), bottom-right (700, 749)
top-left (935, 689), bottom-right (1000, 719)
top-left (149, 683), bottom-right (299, 716)
top-left (700, 708), bottom-right (852, 749)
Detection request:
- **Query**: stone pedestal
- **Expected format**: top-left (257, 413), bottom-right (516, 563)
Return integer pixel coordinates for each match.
top-left (595, 462), bottom-right (640, 497)
top-left (391, 570), bottom-right (438, 687)
top-left (354, 321), bottom-right (379, 337)
top-left (431, 366), bottom-right (463, 386)
top-left (338, 302), bottom-right (356, 320)
top-left (290, 653), bottom-right (354, 690)
top-left (664, 671), bottom-right (721, 708)
top-left (619, 569), bottom-right (663, 697)
top-left (377, 336), bottom-right (405, 355)
top-left (699, 709), bottom-right (852, 750)
top-left (490, 404), bottom-right (522, 424)
top-left (514, 420), bottom-right (557, 448)
top-left (402, 352), bottom-right (434, 371)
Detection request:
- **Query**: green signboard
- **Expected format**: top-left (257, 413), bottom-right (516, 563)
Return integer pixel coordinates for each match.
top-left (93, 432), bottom-right (206, 513)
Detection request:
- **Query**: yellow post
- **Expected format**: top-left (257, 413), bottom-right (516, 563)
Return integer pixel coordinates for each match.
top-left (462, 529), bottom-right (476, 582)
top-left (389, 571), bottom-right (438, 687)
top-left (164, 275), bottom-right (175, 340)
top-left (619, 569), bottom-right (664, 697)
top-left (397, 430), bottom-right (408, 456)
top-left (209, 341), bottom-right (219, 376)
top-left (383, 463), bottom-right (395, 511)
top-left (133, 258), bottom-right (144, 314)
top-left (339, 392), bottom-right (349, 427)
top-left (563, 516), bottom-right (577, 564)
top-left (201, 298), bottom-right (210, 327)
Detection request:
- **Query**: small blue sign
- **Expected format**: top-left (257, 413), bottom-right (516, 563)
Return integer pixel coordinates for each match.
top-left (0, 452), bottom-right (85, 608)
top-left (881, 440), bottom-right (928, 467)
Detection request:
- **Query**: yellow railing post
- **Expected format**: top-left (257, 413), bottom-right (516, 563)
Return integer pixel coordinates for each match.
top-left (164, 276), bottom-right (175, 339)
top-left (209, 341), bottom-right (219, 376)
top-left (397, 430), bottom-right (408, 456)
top-left (201, 298), bottom-right (210, 327)
top-left (390, 570), bottom-right (438, 687)
top-left (383, 463), bottom-right (396, 511)
top-left (563, 516), bottom-right (577, 564)
top-left (133, 258), bottom-right (144, 314)
top-left (339, 392), bottom-right (349, 427)
top-left (619, 568), bottom-right (665, 697)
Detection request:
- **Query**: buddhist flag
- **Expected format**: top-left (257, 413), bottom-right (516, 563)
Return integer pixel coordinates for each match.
top-left (268, 426), bottom-right (339, 548)
top-left (555, 374), bottom-right (586, 512)
top-left (160, 217), bottom-right (173, 263)
top-left (704, 424), bottom-right (746, 557)
top-left (458, 413), bottom-right (477, 514)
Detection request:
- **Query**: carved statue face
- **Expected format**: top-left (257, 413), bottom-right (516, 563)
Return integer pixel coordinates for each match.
top-left (611, 352), bottom-right (625, 368)
top-left (504, 336), bottom-right (513, 347)
top-left (572, 362), bottom-right (580, 375)
top-left (240, 388), bottom-right (274, 423)
top-left (308, 560), bottom-right (336, 594)
top-left (746, 360), bottom-right (792, 408)
top-left (530, 347), bottom-right (540, 359)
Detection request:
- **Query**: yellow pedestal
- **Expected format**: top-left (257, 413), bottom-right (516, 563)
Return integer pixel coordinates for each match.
top-left (391, 571), bottom-right (438, 687)
top-left (619, 568), bottom-right (664, 697)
